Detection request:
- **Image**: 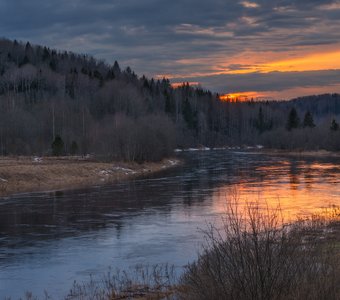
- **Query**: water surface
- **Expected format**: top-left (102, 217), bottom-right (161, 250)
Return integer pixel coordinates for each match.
top-left (0, 151), bottom-right (339, 298)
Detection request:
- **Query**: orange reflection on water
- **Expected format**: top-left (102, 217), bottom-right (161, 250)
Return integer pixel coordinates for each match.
top-left (211, 161), bottom-right (340, 222)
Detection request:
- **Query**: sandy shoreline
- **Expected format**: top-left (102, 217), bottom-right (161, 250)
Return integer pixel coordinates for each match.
top-left (0, 156), bottom-right (180, 198)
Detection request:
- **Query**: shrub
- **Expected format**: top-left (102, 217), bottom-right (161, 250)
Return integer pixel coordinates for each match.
top-left (179, 200), bottom-right (340, 300)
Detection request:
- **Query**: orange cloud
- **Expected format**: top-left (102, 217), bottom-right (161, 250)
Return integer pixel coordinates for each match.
top-left (163, 47), bottom-right (340, 80)
top-left (228, 51), bottom-right (340, 74)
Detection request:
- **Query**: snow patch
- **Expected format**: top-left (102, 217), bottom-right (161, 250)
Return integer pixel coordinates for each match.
top-left (183, 147), bottom-right (211, 152)
top-left (99, 170), bottom-right (111, 176)
top-left (112, 166), bottom-right (136, 174)
top-left (168, 159), bottom-right (177, 166)
top-left (32, 156), bottom-right (42, 163)
top-left (99, 166), bottom-right (137, 176)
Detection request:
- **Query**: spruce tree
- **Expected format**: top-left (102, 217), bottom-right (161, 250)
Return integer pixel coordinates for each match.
top-left (183, 98), bottom-right (193, 127)
top-left (51, 135), bottom-right (64, 156)
top-left (182, 98), bottom-right (197, 130)
top-left (286, 107), bottom-right (300, 131)
top-left (303, 111), bottom-right (315, 128)
top-left (254, 106), bottom-right (273, 134)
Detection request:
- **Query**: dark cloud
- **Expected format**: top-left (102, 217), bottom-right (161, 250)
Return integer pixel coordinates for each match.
top-left (0, 0), bottom-right (340, 96)
top-left (173, 70), bottom-right (340, 94)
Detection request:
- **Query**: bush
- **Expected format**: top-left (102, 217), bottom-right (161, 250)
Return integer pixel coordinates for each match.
top-left (179, 199), bottom-right (340, 300)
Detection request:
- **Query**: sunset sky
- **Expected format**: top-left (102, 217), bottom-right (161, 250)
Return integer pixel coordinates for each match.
top-left (1, 0), bottom-right (340, 99)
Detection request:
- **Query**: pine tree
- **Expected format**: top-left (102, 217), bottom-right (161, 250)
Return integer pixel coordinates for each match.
top-left (165, 93), bottom-right (174, 115)
top-left (254, 106), bottom-right (272, 134)
top-left (303, 111), bottom-right (315, 128)
top-left (51, 135), bottom-right (64, 156)
top-left (182, 98), bottom-right (196, 129)
top-left (286, 107), bottom-right (300, 131)
top-left (113, 61), bottom-right (121, 76)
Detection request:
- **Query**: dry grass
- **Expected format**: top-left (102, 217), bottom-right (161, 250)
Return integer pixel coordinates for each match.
top-left (0, 156), bottom-right (179, 197)
top-left (66, 264), bottom-right (176, 300)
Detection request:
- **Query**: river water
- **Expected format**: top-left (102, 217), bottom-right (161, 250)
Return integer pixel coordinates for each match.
top-left (0, 150), bottom-right (340, 299)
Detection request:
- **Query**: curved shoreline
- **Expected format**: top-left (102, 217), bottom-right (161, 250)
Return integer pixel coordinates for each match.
top-left (0, 156), bottom-right (180, 198)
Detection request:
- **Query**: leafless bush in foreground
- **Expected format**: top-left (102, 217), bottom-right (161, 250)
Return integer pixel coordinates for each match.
top-left (179, 200), bottom-right (340, 300)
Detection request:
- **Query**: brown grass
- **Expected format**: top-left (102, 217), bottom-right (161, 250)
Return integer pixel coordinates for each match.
top-left (0, 156), bottom-right (179, 197)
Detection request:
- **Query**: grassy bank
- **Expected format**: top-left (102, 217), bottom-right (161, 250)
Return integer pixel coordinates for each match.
top-left (0, 156), bottom-right (179, 197)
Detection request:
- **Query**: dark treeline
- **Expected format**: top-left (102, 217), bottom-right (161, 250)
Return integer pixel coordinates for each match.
top-left (0, 38), bottom-right (340, 161)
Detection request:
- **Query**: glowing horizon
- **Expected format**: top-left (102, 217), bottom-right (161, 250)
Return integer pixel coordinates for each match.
top-left (219, 92), bottom-right (265, 102)
top-left (163, 49), bottom-right (340, 79)
top-left (164, 48), bottom-right (340, 100)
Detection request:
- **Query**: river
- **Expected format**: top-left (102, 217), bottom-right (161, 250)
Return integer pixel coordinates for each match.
top-left (0, 150), bottom-right (340, 299)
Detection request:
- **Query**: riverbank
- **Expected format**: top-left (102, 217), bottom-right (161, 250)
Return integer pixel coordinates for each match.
top-left (177, 146), bottom-right (340, 158)
top-left (258, 149), bottom-right (340, 157)
top-left (0, 156), bottom-right (180, 197)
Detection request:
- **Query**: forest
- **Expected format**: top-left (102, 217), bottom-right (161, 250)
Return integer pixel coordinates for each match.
top-left (0, 38), bottom-right (340, 161)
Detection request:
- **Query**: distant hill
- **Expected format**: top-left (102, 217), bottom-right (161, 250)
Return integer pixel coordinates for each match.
top-left (0, 38), bottom-right (339, 158)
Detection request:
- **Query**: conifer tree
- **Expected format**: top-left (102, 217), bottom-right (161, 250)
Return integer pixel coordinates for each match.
top-left (254, 107), bottom-right (272, 134)
top-left (182, 98), bottom-right (197, 130)
top-left (286, 107), bottom-right (300, 131)
top-left (303, 111), bottom-right (315, 128)
top-left (51, 135), bottom-right (64, 156)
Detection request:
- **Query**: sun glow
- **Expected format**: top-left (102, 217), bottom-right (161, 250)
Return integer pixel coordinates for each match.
top-left (220, 93), bottom-right (244, 102)
top-left (220, 91), bottom-right (266, 102)
top-left (228, 50), bottom-right (340, 74)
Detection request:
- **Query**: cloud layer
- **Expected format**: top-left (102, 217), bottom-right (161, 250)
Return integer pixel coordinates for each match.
top-left (1, 0), bottom-right (340, 98)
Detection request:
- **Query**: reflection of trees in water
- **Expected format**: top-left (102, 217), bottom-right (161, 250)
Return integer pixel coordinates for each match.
top-left (288, 157), bottom-right (338, 192)
top-left (289, 160), bottom-right (300, 189)
top-left (303, 163), bottom-right (315, 190)
top-left (1, 152), bottom-right (339, 249)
